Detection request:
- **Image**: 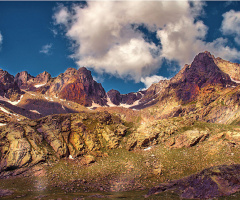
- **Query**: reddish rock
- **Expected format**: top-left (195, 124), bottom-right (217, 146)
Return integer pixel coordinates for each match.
top-left (53, 67), bottom-right (107, 106)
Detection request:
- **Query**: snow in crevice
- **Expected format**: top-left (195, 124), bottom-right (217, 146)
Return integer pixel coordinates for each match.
top-left (87, 101), bottom-right (102, 110)
top-left (30, 110), bottom-right (41, 114)
top-left (106, 95), bottom-right (116, 107)
top-left (0, 106), bottom-right (11, 114)
top-left (62, 105), bottom-right (66, 110)
top-left (230, 76), bottom-right (240, 84)
top-left (34, 83), bottom-right (46, 88)
top-left (0, 95), bottom-right (23, 105)
top-left (106, 93), bottom-right (145, 109)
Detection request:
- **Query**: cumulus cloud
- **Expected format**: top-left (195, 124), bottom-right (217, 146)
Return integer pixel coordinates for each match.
top-left (40, 44), bottom-right (53, 55)
top-left (53, 1), bottom-right (240, 86)
top-left (157, 10), bottom-right (240, 66)
top-left (141, 75), bottom-right (167, 90)
top-left (53, 1), bottom-right (193, 82)
top-left (221, 10), bottom-right (240, 44)
top-left (78, 38), bottom-right (160, 81)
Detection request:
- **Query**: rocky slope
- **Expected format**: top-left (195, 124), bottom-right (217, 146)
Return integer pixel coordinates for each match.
top-left (134, 51), bottom-right (240, 125)
top-left (0, 111), bottom-right (127, 177)
top-left (147, 164), bottom-right (240, 199)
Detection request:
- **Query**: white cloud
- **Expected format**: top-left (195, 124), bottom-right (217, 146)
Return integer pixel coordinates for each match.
top-left (40, 44), bottom-right (53, 55)
top-left (54, 5), bottom-right (70, 26)
top-left (141, 75), bottom-right (167, 90)
top-left (0, 32), bottom-right (2, 48)
top-left (157, 16), bottom-right (208, 66)
top-left (53, 1), bottom-right (193, 82)
top-left (157, 12), bottom-right (240, 66)
top-left (221, 10), bottom-right (240, 45)
top-left (78, 38), bottom-right (160, 82)
top-left (53, 1), bottom-right (240, 84)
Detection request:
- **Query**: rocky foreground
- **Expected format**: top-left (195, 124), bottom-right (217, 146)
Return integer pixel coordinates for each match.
top-left (146, 164), bottom-right (240, 199)
top-left (0, 110), bottom-right (239, 199)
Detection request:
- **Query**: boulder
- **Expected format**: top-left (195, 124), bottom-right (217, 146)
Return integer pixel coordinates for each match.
top-left (170, 130), bottom-right (209, 148)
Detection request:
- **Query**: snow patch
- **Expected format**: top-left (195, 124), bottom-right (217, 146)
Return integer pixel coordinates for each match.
top-left (120, 98), bottom-right (142, 108)
top-left (106, 95), bottom-right (116, 107)
top-left (106, 93), bottom-right (144, 108)
top-left (0, 95), bottom-right (23, 105)
top-left (87, 101), bottom-right (102, 110)
top-left (62, 105), bottom-right (66, 110)
top-left (69, 155), bottom-right (74, 160)
top-left (34, 83), bottom-right (46, 88)
top-left (30, 110), bottom-right (41, 114)
top-left (0, 123), bottom-right (7, 126)
top-left (0, 106), bottom-right (11, 114)
top-left (143, 146), bottom-right (152, 151)
top-left (230, 76), bottom-right (240, 84)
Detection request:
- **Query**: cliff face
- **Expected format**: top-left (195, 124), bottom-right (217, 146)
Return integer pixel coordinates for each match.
top-left (0, 112), bottom-right (127, 175)
top-left (41, 67), bottom-right (107, 107)
top-left (0, 69), bottom-right (22, 101)
top-left (169, 51), bottom-right (233, 103)
top-left (15, 71), bottom-right (51, 90)
top-left (107, 89), bottom-right (144, 106)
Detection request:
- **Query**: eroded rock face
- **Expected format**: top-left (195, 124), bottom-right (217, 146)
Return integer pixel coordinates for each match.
top-left (169, 130), bottom-right (209, 148)
top-left (0, 123), bottom-right (45, 172)
top-left (0, 69), bottom-right (22, 101)
top-left (15, 70), bottom-right (51, 90)
top-left (34, 71), bottom-right (51, 84)
top-left (170, 51), bottom-right (233, 103)
top-left (0, 111), bottom-right (127, 175)
top-left (107, 89), bottom-right (144, 106)
top-left (41, 67), bottom-right (107, 106)
top-left (146, 164), bottom-right (240, 199)
top-left (14, 71), bottom-right (34, 89)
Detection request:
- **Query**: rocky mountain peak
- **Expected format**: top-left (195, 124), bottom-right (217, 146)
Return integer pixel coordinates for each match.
top-left (169, 51), bottom-right (233, 103)
top-left (107, 89), bottom-right (121, 105)
top-left (14, 71), bottom-right (34, 88)
top-left (77, 67), bottom-right (93, 82)
top-left (0, 69), bottom-right (22, 101)
top-left (35, 71), bottom-right (51, 84)
top-left (64, 68), bottom-right (78, 76)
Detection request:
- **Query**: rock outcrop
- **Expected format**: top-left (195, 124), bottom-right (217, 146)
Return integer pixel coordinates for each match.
top-left (0, 111), bottom-right (127, 176)
top-left (15, 70), bottom-right (51, 90)
top-left (14, 71), bottom-right (34, 89)
top-left (0, 69), bottom-right (22, 101)
top-left (146, 164), bottom-right (240, 199)
top-left (40, 67), bottom-right (107, 107)
top-left (107, 89), bottom-right (144, 106)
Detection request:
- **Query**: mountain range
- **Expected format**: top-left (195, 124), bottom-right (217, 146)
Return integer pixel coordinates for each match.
top-left (1, 51), bottom-right (240, 124)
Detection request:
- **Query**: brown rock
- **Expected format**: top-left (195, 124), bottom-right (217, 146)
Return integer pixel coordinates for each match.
top-left (146, 164), bottom-right (240, 199)
top-left (225, 131), bottom-right (240, 144)
top-left (0, 69), bottom-right (22, 101)
top-left (83, 155), bottom-right (95, 165)
top-left (173, 130), bottom-right (209, 148)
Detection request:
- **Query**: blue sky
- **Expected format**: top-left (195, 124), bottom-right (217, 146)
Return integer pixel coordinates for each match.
top-left (0, 1), bottom-right (240, 94)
